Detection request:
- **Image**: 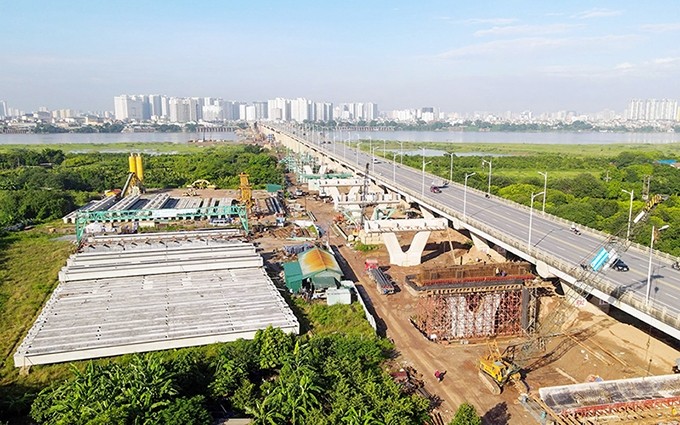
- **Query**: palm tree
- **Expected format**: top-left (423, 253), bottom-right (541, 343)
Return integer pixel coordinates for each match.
top-left (245, 396), bottom-right (284, 425)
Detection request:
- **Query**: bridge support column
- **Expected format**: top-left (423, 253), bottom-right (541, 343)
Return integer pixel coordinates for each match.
top-left (381, 231), bottom-right (431, 267)
top-left (535, 260), bottom-right (556, 279)
top-left (420, 205), bottom-right (435, 219)
top-left (470, 233), bottom-right (506, 262)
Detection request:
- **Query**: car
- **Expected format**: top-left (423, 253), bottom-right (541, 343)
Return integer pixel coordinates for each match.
top-left (430, 186), bottom-right (441, 193)
top-left (613, 258), bottom-right (629, 272)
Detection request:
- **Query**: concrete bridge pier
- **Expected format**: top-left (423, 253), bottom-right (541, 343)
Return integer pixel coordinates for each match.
top-left (469, 233), bottom-right (507, 263)
top-left (381, 231), bottom-right (432, 267)
top-left (535, 260), bottom-right (557, 279)
top-left (363, 218), bottom-right (449, 267)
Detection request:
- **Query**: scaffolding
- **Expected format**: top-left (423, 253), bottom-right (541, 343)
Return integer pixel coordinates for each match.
top-left (411, 263), bottom-right (542, 341)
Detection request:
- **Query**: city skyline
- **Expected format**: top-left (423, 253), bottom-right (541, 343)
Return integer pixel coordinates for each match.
top-left (2, 1), bottom-right (679, 113)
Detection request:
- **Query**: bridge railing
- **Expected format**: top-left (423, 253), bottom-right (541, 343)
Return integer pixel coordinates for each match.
top-left (265, 123), bottom-right (680, 327)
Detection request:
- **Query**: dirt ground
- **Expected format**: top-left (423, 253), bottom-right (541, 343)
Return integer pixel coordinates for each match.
top-left (252, 184), bottom-right (680, 424)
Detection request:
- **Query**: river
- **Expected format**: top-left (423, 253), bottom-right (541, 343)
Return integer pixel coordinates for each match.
top-left (0, 130), bottom-right (679, 145)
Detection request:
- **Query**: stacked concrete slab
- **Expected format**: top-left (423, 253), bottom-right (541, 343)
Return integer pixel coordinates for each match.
top-left (14, 230), bottom-right (299, 367)
top-left (540, 374), bottom-right (680, 421)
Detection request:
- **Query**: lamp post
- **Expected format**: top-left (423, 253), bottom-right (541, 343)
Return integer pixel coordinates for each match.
top-left (383, 139), bottom-right (386, 157)
top-left (356, 142), bottom-right (361, 165)
top-left (482, 159), bottom-right (492, 196)
top-left (622, 189), bottom-right (634, 241)
top-left (449, 152), bottom-right (456, 183)
top-left (527, 191), bottom-right (545, 250)
top-left (646, 224), bottom-right (669, 305)
top-left (463, 172), bottom-right (476, 219)
top-left (538, 171), bottom-right (548, 215)
top-left (399, 141), bottom-right (405, 165)
top-left (392, 152), bottom-right (398, 182)
top-left (371, 146), bottom-right (378, 174)
top-left (421, 148), bottom-right (432, 196)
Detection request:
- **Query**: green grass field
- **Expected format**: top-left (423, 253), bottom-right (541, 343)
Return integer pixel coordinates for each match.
top-left (371, 141), bottom-right (680, 157)
top-left (0, 227), bottom-right (75, 392)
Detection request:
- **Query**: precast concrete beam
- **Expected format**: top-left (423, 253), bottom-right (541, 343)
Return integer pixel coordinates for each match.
top-left (67, 247), bottom-right (257, 268)
top-left (59, 255), bottom-right (263, 282)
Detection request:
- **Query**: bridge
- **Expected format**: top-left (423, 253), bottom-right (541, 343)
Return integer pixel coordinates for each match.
top-left (260, 122), bottom-right (680, 342)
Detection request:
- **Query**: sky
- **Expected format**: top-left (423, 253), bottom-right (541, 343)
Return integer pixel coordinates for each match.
top-left (1, 0), bottom-right (679, 114)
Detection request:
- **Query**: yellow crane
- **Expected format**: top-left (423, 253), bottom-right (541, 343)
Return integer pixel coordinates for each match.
top-left (239, 173), bottom-right (253, 208)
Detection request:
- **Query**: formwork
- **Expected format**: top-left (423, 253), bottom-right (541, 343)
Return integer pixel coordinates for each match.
top-left (410, 262), bottom-right (539, 341)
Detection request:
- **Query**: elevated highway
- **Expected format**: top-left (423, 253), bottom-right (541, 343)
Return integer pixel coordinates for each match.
top-left (261, 123), bottom-right (680, 342)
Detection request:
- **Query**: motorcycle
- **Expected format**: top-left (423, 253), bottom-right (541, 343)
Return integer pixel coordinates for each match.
top-left (673, 261), bottom-right (680, 271)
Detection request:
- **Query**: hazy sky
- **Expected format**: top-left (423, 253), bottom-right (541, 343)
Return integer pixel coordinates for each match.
top-left (1, 0), bottom-right (679, 114)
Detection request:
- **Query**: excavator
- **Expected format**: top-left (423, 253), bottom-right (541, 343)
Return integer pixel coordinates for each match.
top-left (478, 193), bottom-right (667, 395)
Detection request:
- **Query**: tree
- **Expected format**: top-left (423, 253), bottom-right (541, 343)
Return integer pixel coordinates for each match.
top-left (449, 402), bottom-right (481, 425)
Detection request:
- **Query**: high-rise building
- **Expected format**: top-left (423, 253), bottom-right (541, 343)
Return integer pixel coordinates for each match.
top-left (148, 95), bottom-right (164, 119)
top-left (252, 102), bottom-right (268, 120)
top-left (168, 97), bottom-right (191, 123)
top-left (113, 95), bottom-right (148, 121)
top-left (628, 99), bottom-right (678, 121)
top-left (290, 98), bottom-right (312, 122)
top-left (267, 98), bottom-right (290, 121)
top-left (314, 102), bottom-right (333, 122)
top-left (0, 100), bottom-right (7, 118)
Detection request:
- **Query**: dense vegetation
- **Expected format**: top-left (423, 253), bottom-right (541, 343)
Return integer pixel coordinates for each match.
top-left (392, 148), bottom-right (680, 255)
top-left (313, 119), bottom-right (680, 133)
top-left (0, 146), bottom-right (284, 228)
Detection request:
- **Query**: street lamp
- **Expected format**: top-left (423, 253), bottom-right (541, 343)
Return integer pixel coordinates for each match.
top-left (356, 142), bottom-right (362, 165)
top-left (538, 171), bottom-right (548, 215)
top-left (482, 159), bottom-right (492, 197)
top-left (646, 224), bottom-right (669, 305)
top-left (463, 172), bottom-right (476, 219)
top-left (399, 141), bottom-right (405, 165)
top-left (421, 148), bottom-right (432, 195)
top-left (371, 146), bottom-right (378, 174)
top-left (622, 189), bottom-right (634, 241)
top-left (527, 191), bottom-right (545, 250)
top-left (392, 151), bottom-right (399, 182)
top-left (449, 152), bottom-right (456, 183)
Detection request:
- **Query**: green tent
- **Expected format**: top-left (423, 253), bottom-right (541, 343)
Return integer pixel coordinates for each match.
top-left (266, 184), bottom-right (283, 193)
top-left (283, 261), bottom-right (303, 293)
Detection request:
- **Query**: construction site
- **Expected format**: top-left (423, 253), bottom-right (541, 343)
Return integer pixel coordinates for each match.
top-left (15, 138), bottom-right (680, 425)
